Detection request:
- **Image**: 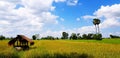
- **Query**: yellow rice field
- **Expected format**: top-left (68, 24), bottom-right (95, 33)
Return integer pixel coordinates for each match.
top-left (0, 40), bottom-right (120, 58)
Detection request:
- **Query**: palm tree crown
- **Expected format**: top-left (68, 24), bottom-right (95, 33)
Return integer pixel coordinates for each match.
top-left (93, 18), bottom-right (101, 34)
top-left (93, 18), bottom-right (101, 25)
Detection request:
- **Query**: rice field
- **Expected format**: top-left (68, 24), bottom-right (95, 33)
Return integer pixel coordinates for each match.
top-left (0, 39), bottom-right (120, 58)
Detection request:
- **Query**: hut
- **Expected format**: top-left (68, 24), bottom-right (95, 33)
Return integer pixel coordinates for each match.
top-left (8, 35), bottom-right (34, 50)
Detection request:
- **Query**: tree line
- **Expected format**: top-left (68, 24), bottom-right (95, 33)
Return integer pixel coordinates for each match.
top-left (0, 33), bottom-right (120, 40)
top-left (36, 32), bottom-right (102, 40)
top-left (0, 35), bottom-right (12, 40)
top-left (33, 33), bottom-right (120, 40)
top-left (110, 34), bottom-right (120, 38)
top-left (61, 32), bottom-right (103, 40)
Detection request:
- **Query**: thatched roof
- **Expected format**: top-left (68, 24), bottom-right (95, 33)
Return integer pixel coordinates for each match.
top-left (18, 35), bottom-right (34, 43)
top-left (8, 35), bottom-right (34, 46)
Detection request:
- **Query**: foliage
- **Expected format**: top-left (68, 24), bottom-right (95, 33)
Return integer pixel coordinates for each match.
top-left (110, 35), bottom-right (120, 38)
top-left (61, 32), bottom-right (69, 39)
top-left (93, 34), bottom-right (102, 40)
top-left (77, 33), bottom-right (82, 39)
top-left (87, 33), bottom-right (94, 39)
top-left (41, 36), bottom-right (58, 40)
top-left (0, 32), bottom-right (103, 40)
top-left (93, 18), bottom-right (101, 25)
top-left (0, 35), bottom-right (5, 40)
top-left (45, 36), bottom-right (54, 40)
top-left (32, 35), bottom-right (36, 40)
top-left (81, 33), bottom-right (94, 39)
top-left (93, 18), bottom-right (101, 34)
top-left (70, 33), bottom-right (77, 40)
top-left (0, 35), bottom-right (14, 40)
top-left (82, 34), bottom-right (88, 39)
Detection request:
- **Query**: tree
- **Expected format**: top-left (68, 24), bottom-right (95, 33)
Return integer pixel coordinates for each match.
top-left (82, 34), bottom-right (87, 39)
top-left (32, 35), bottom-right (36, 40)
top-left (70, 33), bottom-right (77, 40)
top-left (0, 35), bottom-right (5, 40)
top-left (61, 32), bottom-right (69, 39)
top-left (110, 34), bottom-right (120, 38)
top-left (93, 34), bottom-right (102, 40)
top-left (93, 18), bottom-right (102, 40)
top-left (41, 36), bottom-right (55, 40)
top-left (87, 33), bottom-right (94, 39)
top-left (77, 33), bottom-right (82, 39)
top-left (93, 18), bottom-right (101, 34)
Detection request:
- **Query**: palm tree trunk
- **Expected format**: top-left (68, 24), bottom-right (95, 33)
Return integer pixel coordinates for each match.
top-left (98, 25), bottom-right (100, 34)
top-left (95, 25), bottom-right (97, 34)
top-left (97, 25), bottom-right (98, 34)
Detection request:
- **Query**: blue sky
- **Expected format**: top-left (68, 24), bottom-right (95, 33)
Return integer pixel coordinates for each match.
top-left (0, 0), bottom-right (120, 38)
top-left (53, 0), bottom-right (120, 27)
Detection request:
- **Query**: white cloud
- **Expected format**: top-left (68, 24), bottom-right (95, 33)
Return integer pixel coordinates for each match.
top-left (82, 15), bottom-right (96, 20)
top-left (40, 30), bottom-right (62, 37)
top-left (50, 6), bottom-right (56, 11)
top-left (41, 12), bottom-right (58, 24)
top-left (55, 0), bottom-right (66, 2)
top-left (0, 0), bottom-right (59, 37)
top-left (94, 4), bottom-right (120, 28)
top-left (109, 32), bottom-right (120, 35)
top-left (77, 26), bottom-right (95, 34)
top-left (82, 4), bottom-right (120, 29)
top-left (39, 25), bottom-right (95, 38)
top-left (54, 0), bottom-right (79, 6)
top-left (0, 20), bottom-right (10, 25)
top-left (21, 0), bottom-right (54, 12)
top-left (65, 26), bottom-right (95, 35)
top-left (67, 0), bottom-right (78, 6)
top-left (100, 18), bottom-right (120, 28)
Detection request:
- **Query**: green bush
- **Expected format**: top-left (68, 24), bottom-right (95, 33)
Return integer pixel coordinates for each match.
top-left (93, 34), bottom-right (102, 40)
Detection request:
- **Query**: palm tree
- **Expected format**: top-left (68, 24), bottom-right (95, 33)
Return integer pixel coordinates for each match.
top-left (93, 18), bottom-right (101, 34)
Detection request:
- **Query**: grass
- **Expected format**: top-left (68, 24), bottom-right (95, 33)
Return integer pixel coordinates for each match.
top-left (67, 38), bottom-right (120, 44)
top-left (0, 39), bottom-right (120, 58)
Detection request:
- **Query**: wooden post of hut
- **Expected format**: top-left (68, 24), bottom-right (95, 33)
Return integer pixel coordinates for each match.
top-left (8, 35), bottom-right (34, 50)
